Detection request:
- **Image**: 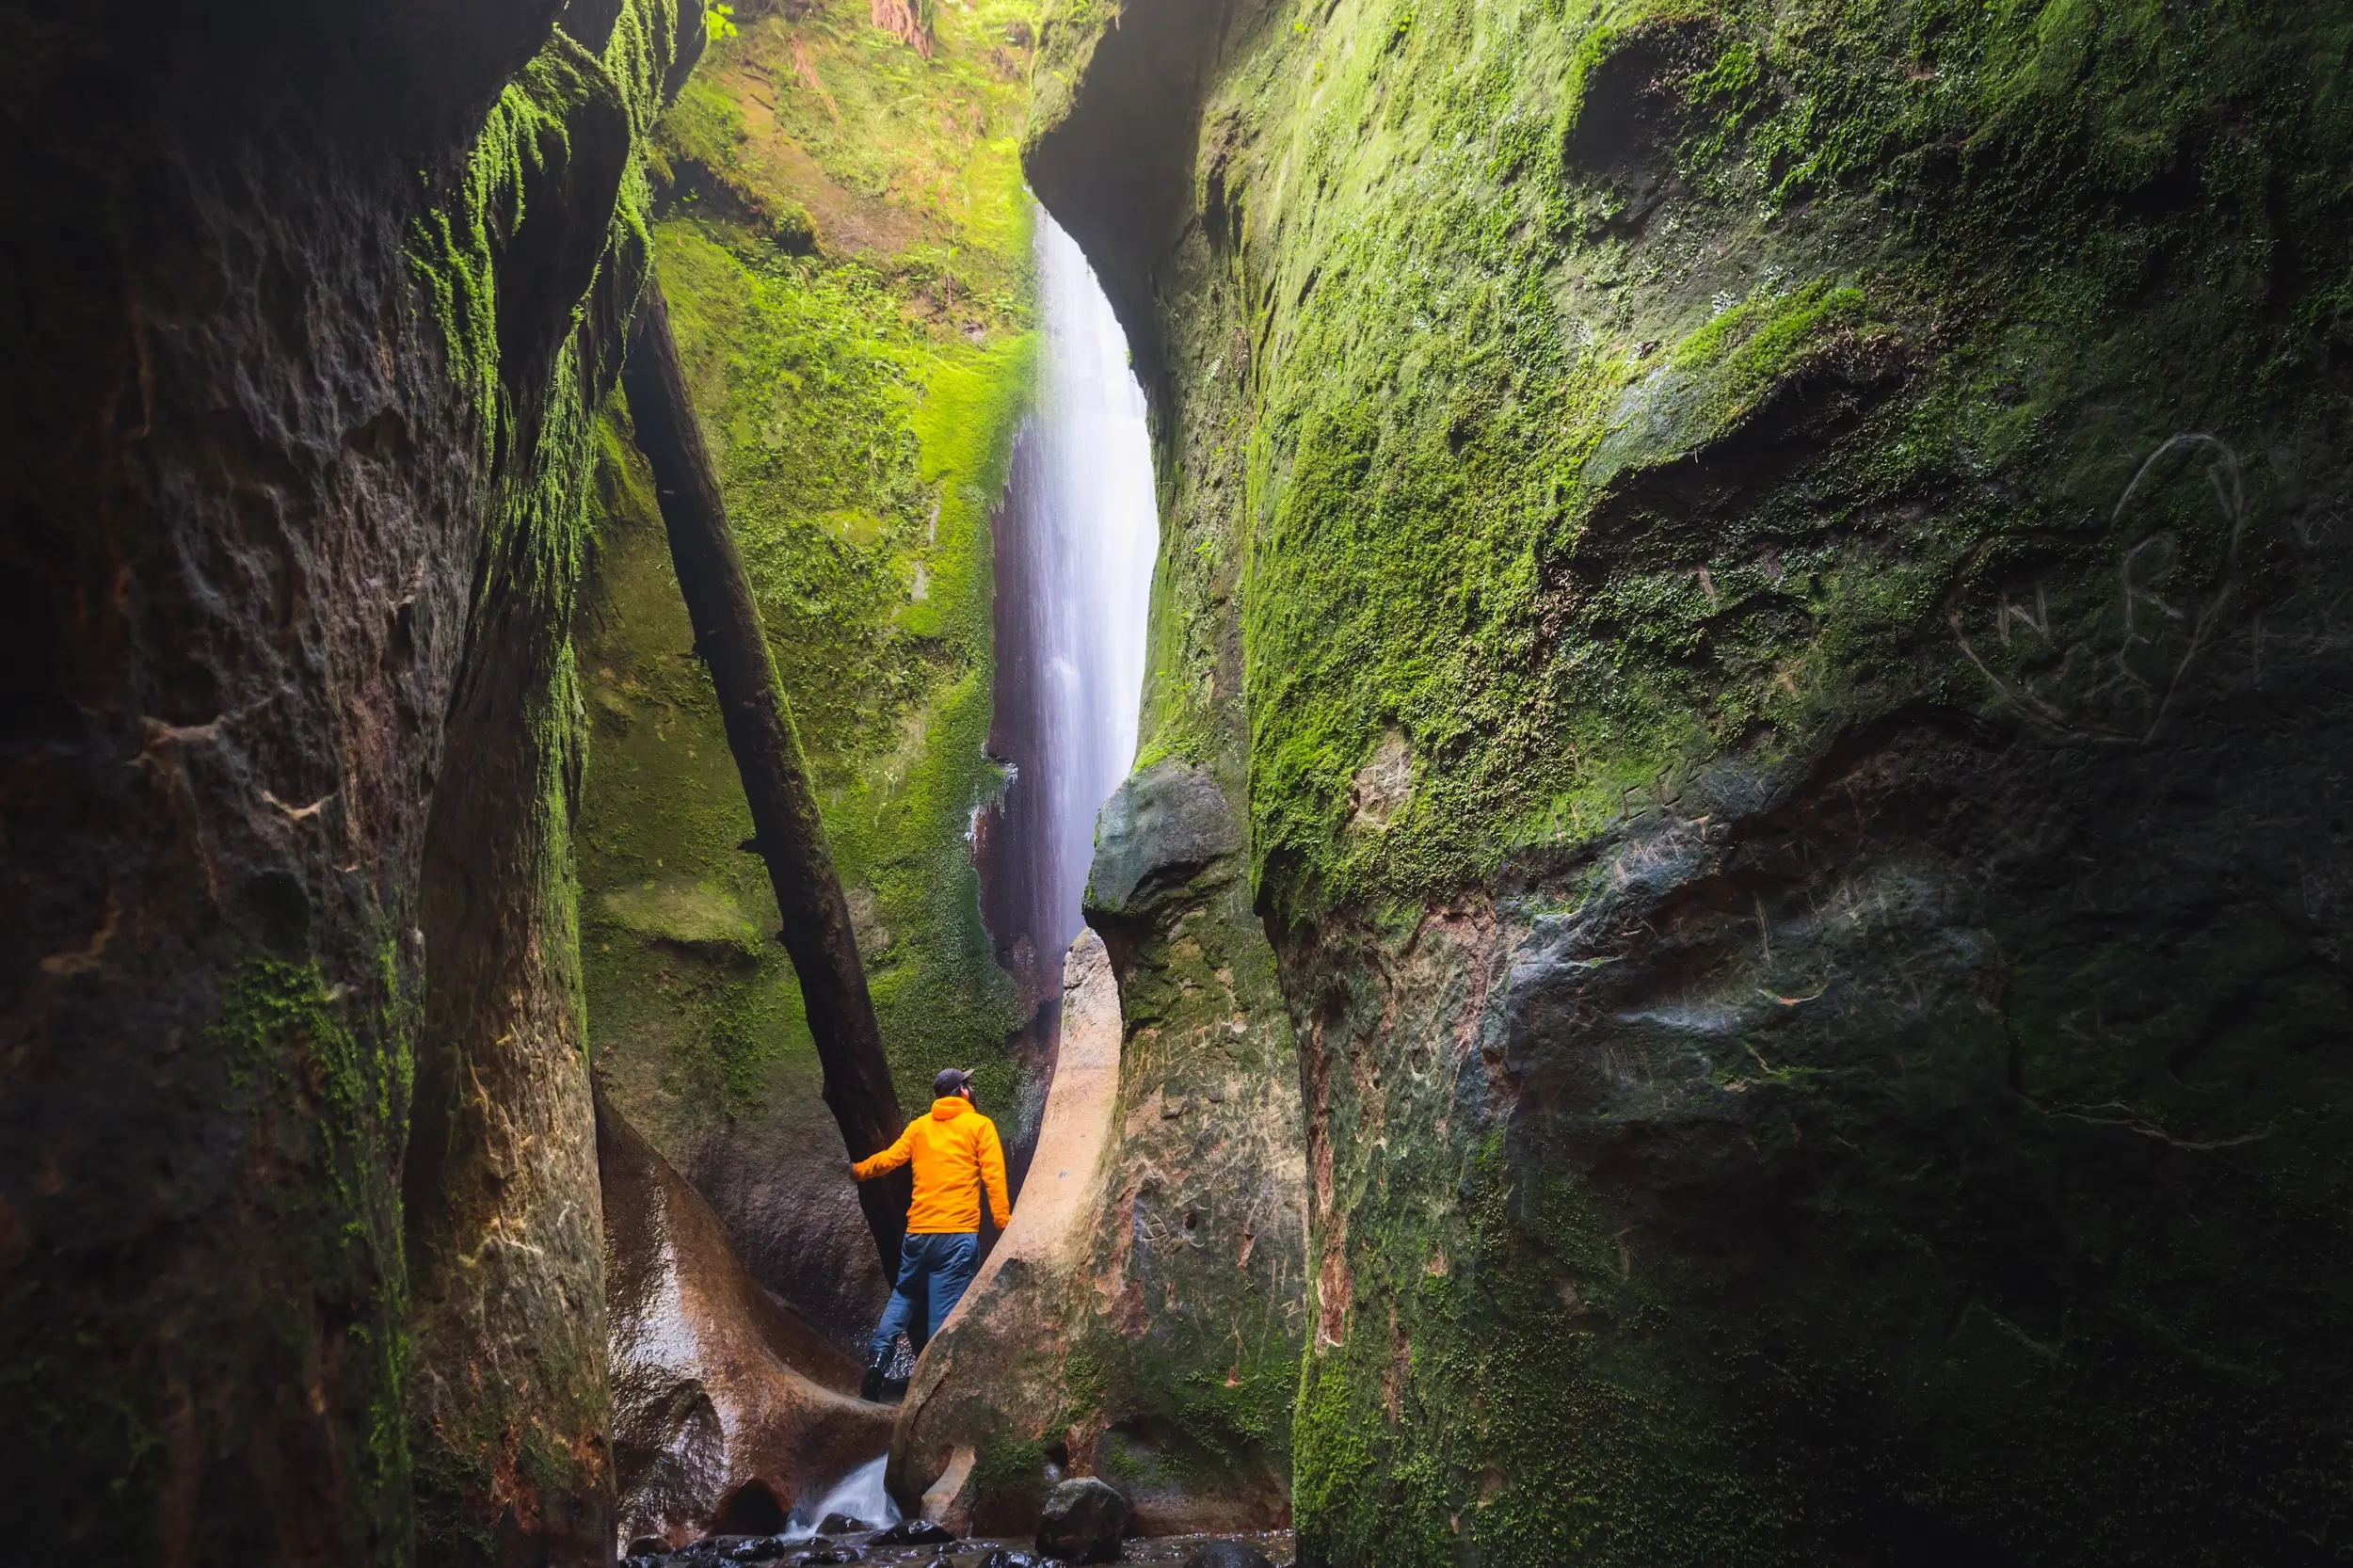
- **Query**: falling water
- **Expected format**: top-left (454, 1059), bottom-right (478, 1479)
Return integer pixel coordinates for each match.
top-left (1023, 206), bottom-right (1158, 942)
top-left (782, 1455), bottom-right (901, 1539)
top-left (976, 203), bottom-right (1159, 1148)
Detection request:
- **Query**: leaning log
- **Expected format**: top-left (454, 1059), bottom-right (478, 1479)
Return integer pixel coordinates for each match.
top-left (621, 272), bottom-right (909, 1275)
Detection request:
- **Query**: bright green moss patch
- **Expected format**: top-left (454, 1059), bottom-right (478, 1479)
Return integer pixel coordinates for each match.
top-left (581, 222), bottom-right (1031, 1120)
top-left (663, 0), bottom-right (1042, 315)
top-left (1206, 0), bottom-right (2353, 924)
top-left (581, 0), bottom-right (1042, 1172)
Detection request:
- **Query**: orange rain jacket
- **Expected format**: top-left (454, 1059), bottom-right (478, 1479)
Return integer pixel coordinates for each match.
top-left (853, 1096), bottom-right (1011, 1234)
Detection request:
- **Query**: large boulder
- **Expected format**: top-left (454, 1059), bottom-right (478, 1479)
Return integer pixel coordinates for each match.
top-left (1034, 1478), bottom-right (1130, 1564)
top-left (1082, 760), bottom-right (1241, 917)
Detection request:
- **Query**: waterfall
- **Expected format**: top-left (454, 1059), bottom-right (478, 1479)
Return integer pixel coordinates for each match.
top-left (1027, 206), bottom-right (1158, 945)
top-left (782, 1455), bottom-right (900, 1538)
top-left (977, 203), bottom-right (1158, 1143)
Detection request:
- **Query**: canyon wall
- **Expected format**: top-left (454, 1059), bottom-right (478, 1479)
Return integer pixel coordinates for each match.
top-left (0, 0), bottom-right (700, 1560)
top-left (891, 776), bottom-right (1309, 1533)
top-left (1031, 0), bottom-right (2353, 1562)
top-left (576, 0), bottom-right (1042, 1354)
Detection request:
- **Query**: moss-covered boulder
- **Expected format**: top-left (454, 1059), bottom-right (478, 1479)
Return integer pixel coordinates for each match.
top-left (1031, 0), bottom-right (2353, 1561)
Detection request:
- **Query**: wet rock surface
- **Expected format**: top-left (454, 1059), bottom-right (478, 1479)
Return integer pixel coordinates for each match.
top-left (603, 1095), bottom-right (892, 1546)
top-left (1033, 1479), bottom-right (1130, 1563)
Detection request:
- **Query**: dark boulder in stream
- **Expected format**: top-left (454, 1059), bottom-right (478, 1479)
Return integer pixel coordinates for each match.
top-left (1035, 1477), bottom-right (1131, 1564)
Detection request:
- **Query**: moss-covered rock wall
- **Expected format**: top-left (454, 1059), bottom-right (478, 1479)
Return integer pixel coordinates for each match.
top-left (401, 8), bottom-right (705, 1561)
top-left (1031, 0), bottom-right (2353, 1561)
top-left (576, 0), bottom-right (1042, 1352)
top-left (0, 0), bottom-right (698, 1560)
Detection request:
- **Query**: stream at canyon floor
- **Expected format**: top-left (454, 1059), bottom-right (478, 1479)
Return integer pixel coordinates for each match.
top-left (624, 1531), bottom-right (1297, 1568)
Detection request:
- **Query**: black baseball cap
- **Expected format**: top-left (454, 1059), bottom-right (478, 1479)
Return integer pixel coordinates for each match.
top-left (934, 1067), bottom-right (974, 1097)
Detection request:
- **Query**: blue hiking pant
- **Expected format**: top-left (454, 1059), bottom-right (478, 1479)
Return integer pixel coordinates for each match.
top-left (869, 1230), bottom-right (980, 1363)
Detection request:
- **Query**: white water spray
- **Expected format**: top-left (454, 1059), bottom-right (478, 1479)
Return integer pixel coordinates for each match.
top-left (783, 1455), bottom-right (900, 1539)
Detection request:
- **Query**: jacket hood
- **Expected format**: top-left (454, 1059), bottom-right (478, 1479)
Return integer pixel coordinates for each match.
top-left (930, 1096), bottom-right (970, 1120)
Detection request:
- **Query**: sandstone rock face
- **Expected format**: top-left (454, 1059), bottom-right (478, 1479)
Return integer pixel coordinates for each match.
top-left (1030, 0), bottom-right (2353, 1561)
top-left (888, 929), bottom-right (1127, 1529)
top-left (893, 776), bottom-right (1306, 1537)
top-left (403, 18), bottom-right (705, 1561)
top-left (0, 1), bottom-right (696, 1560)
top-left (602, 1094), bottom-right (893, 1549)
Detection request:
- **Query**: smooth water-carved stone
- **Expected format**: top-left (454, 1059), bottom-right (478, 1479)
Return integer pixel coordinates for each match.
top-left (604, 1097), bottom-right (893, 1547)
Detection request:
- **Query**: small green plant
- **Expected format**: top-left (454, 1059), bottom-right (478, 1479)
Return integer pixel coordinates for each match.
top-left (706, 3), bottom-right (738, 42)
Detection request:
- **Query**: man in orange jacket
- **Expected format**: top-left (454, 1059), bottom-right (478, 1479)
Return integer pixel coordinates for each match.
top-left (850, 1066), bottom-right (1012, 1400)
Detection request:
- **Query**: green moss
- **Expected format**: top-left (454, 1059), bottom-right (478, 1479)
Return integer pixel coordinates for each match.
top-left (664, 0), bottom-right (1040, 313)
top-left (1080, 0), bottom-right (2353, 1559)
top-left (1188, 0), bottom-right (2353, 929)
top-left (581, 231), bottom-right (1033, 1120)
top-left (582, 0), bottom-right (1043, 1168)
top-left (210, 955), bottom-right (414, 1553)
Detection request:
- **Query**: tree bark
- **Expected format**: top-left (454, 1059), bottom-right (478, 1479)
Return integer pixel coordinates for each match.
top-left (621, 273), bottom-right (909, 1277)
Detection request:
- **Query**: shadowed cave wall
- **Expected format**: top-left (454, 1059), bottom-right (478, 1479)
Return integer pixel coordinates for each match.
top-left (0, 0), bottom-right (703, 1560)
top-left (1026, 0), bottom-right (2353, 1562)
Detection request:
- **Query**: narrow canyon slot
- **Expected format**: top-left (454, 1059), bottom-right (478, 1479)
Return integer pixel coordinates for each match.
top-left (8, 0), bottom-right (2352, 1564)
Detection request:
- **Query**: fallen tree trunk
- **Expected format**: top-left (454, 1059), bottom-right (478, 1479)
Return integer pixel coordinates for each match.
top-left (622, 273), bottom-right (909, 1277)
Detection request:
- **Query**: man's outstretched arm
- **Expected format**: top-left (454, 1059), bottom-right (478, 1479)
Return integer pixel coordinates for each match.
top-left (979, 1119), bottom-right (1011, 1229)
top-left (852, 1122), bottom-right (916, 1181)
